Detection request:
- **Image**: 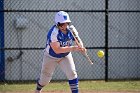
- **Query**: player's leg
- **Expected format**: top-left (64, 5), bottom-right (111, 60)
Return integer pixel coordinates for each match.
top-left (35, 51), bottom-right (57, 93)
top-left (59, 53), bottom-right (79, 93)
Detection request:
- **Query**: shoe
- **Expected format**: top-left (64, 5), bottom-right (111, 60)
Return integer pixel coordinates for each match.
top-left (35, 90), bottom-right (41, 93)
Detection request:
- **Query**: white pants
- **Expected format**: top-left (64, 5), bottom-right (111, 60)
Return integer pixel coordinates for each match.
top-left (39, 49), bottom-right (77, 86)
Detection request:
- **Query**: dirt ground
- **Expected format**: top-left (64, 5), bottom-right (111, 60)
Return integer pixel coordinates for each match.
top-left (0, 91), bottom-right (140, 93)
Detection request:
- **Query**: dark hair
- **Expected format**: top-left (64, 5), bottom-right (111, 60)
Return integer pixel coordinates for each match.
top-left (57, 22), bottom-right (65, 27)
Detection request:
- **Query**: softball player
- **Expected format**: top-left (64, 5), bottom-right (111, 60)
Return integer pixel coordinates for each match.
top-left (35, 11), bottom-right (86, 93)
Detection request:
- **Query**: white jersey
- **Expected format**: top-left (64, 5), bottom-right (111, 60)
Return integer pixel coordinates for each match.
top-left (46, 25), bottom-right (74, 58)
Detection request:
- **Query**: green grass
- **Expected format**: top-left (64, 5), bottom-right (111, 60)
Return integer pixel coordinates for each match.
top-left (79, 81), bottom-right (140, 92)
top-left (0, 80), bottom-right (140, 92)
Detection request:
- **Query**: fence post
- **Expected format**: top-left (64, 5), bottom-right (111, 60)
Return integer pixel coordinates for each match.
top-left (105, 0), bottom-right (109, 82)
top-left (0, 0), bottom-right (5, 81)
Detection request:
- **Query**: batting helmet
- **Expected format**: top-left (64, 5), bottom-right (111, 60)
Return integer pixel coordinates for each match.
top-left (55, 11), bottom-right (71, 25)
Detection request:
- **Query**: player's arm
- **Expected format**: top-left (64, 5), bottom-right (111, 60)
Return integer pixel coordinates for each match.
top-left (50, 42), bottom-right (82, 54)
top-left (73, 38), bottom-right (87, 53)
top-left (70, 25), bottom-right (86, 52)
top-left (73, 35), bottom-right (84, 48)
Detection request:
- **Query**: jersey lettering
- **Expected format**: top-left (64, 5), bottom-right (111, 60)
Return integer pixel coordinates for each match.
top-left (46, 25), bottom-right (74, 58)
top-left (59, 39), bottom-right (72, 47)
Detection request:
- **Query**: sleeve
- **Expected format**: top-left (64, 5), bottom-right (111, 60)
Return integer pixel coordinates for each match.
top-left (50, 28), bottom-right (59, 42)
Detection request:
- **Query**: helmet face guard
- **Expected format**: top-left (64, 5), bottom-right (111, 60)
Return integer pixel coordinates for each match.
top-left (55, 11), bottom-right (71, 25)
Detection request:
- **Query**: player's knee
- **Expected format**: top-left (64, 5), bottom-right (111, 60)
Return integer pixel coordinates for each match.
top-left (67, 70), bottom-right (78, 80)
top-left (43, 71), bottom-right (52, 77)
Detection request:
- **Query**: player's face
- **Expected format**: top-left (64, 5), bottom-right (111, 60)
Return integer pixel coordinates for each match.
top-left (61, 22), bottom-right (70, 31)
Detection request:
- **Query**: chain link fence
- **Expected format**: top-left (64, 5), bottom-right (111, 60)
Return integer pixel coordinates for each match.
top-left (0, 0), bottom-right (140, 82)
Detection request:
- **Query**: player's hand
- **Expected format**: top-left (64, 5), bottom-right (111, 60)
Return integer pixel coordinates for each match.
top-left (80, 47), bottom-right (87, 54)
top-left (71, 46), bottom-right (83, 52)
